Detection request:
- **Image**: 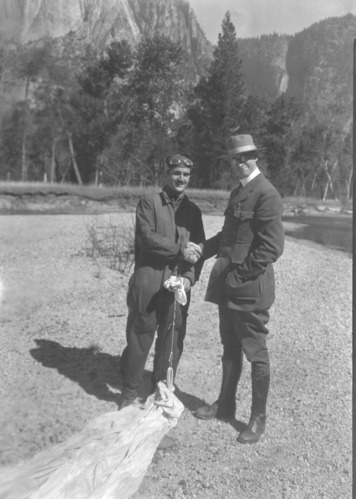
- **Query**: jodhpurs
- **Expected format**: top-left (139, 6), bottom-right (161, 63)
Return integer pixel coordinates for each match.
top-left (218, 302), bottom-right (270, 379)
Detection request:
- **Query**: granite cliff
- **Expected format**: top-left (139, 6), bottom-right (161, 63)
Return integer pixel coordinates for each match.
top-left (238, 34), bottom-right (290, 101)
top-left (285, 14), bottom-right (355, 122)
top-left (237, 14), bottom-right (355, 134)
top-left (0, 2), bottom-right (354, 124)
top-left (0, 0), bottom-right (213, 80)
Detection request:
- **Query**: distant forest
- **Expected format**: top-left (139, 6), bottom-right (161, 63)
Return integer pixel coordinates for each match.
top-left (0, 12), bottom-right (352, 200)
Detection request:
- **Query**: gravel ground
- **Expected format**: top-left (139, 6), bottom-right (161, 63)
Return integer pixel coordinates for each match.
top-left (0, 213), bottom-right (352, 499)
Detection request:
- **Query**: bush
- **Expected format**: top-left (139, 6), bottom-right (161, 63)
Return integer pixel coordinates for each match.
top-left (84, 215), bottom-right (135, 273)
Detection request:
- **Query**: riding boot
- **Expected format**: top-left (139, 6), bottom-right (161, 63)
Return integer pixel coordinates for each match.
top-left (195, 355), bottom-right (242, 420)
top-left (237, 374), bottom-right (270, 444)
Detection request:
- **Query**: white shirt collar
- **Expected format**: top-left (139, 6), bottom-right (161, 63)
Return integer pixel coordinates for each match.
top-left (240, 167), bottom-right (260, 187)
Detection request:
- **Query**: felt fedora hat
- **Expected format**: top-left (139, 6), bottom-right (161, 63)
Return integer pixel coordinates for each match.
top-left (226, 134), bottom-right (259, 156)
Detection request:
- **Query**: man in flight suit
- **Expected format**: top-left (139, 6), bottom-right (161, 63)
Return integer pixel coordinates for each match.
top-left (195, 134), bottom-right (284, 444)
top-left (119, 153), bottom-right (205, 409)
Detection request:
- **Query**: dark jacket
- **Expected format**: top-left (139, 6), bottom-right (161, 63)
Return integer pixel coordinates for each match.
top-left (131, 188), bottom-right (205, 315)
top-left (204, 173), bottom-right (284, 311)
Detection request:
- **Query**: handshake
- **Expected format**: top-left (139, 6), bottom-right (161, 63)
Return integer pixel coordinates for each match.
top-left (182, 241), bottom-right (203, 264)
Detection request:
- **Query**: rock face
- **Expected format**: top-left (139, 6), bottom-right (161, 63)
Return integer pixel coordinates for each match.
top-left (239, 13), bottom-right (355, 115)
top-left (0, 0), bottom-right (213, 78)
top-left (0, 2), bottom-right (354, 119)
top-left (237, 14), bottom-right (355, 132)
top-left (0, 0), bottom-right (83, 41)
top-left (285, 14), bottom-right (355, 115)
top-left (238, 34), bottom-right (290, 101)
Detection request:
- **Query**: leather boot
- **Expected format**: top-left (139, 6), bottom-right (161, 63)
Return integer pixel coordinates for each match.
top-left (237, 413), bottom-right (266, 444)
top-left (237, 374), bottom-right (270, 444)
top-left (195, 356), bottom-right (242, 420)
top-left (194, 400), bottom-right (219, 420)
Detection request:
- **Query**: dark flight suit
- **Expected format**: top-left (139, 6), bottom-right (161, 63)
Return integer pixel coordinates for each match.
top-left (121, 186), bottom-right (205, 401)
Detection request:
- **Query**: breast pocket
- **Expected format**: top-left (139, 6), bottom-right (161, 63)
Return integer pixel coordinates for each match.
top-left (234, 210), bottom-right (255, 243)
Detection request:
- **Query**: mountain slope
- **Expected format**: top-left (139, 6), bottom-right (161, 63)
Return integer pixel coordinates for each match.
top-left (238, 34), bottom-right (291, 101)
top-left (238, 13), bottom-right (355, 112)
top-left (0, 0), bottom-right (213, 80)
top-left (0, 3), bottom-right (354, 126)
top-left (286, 14), bottom-right (355, 116)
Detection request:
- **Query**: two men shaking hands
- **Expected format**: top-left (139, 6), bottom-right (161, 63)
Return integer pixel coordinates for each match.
top-left (182, 241), bottom-right (203, 264)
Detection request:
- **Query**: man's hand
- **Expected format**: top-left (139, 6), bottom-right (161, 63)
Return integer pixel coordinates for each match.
top-left (182, 242), bottom-right (202, 264)
top-left (182, 277), bottom-right (191, 293)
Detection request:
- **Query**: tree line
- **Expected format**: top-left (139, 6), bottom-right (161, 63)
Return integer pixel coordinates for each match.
top-left (0, 12), bottom-right (352, 199)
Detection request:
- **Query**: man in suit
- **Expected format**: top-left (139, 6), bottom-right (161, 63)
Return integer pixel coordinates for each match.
top-left (120, 153), bottom-right (205, 410)
top-left (195, 134), bottom-right (284, 444)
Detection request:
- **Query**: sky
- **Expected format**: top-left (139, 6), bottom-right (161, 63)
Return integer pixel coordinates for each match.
top-left (188, 0), bottom-right (356, 42)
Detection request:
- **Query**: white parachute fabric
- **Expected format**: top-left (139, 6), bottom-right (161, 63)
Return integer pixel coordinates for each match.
top-left (0, 382), bottom-right (184, 499)
top-left (163, 276), bottom-right (187, 305)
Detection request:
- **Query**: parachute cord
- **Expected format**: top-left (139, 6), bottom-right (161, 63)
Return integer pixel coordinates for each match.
top-left (166, 297), bottom-right (177, 391)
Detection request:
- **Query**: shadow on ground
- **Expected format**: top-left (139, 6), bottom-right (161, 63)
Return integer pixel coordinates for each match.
top-left (175, 386), bottom-right (248, 434)
top-left (30, 339), bottom-right (207, 411)
top-left (174, 386), bottom-right (206, 413)
top-left (30, 339), bottom-right (127, 404)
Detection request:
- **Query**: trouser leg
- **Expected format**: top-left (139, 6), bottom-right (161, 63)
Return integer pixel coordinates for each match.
top-left (121, 308), bottom-right (156, 401)
top-left (151, 289), bottom-right (190, 387)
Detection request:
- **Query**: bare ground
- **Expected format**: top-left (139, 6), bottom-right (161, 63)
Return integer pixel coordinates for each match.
top-left (0, 213), bottom-right (352, 499)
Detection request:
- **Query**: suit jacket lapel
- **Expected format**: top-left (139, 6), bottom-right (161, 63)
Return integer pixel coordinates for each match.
top-left (227, 174), bottom-right (262, 209)
top-left (228, 183), bottom-right (250, 209)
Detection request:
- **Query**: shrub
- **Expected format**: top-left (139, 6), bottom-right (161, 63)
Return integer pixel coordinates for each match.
top-left (84, 215), bottom-right (135, 273)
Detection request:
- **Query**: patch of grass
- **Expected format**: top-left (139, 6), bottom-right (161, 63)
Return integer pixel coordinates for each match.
top-left (0, 181), bottom-right (231, 213)
top-left (0, 181), bottom-right (159, 201)
top-left (0, 182), bottom-right (351, 215)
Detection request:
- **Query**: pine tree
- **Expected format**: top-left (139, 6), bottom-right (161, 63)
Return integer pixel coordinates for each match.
top-left (123, 35), bottom-right (186, 185)
top-left (262, 94), bottom-right (303, 195)
top-left (187, 11), bottom-right (245, 187)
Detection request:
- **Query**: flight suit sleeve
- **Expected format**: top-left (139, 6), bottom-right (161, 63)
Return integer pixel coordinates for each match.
top-left (180, 207), bottom-right (206, 285)
top-left (135, 198), bottom-right (183, 261)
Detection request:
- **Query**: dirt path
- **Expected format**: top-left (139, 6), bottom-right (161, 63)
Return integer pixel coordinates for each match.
top-left (0, 213), bottom-right (352, 498)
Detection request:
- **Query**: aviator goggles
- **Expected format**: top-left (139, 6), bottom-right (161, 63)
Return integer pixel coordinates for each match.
top-left (165, 155), bottom-right (194, 169)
